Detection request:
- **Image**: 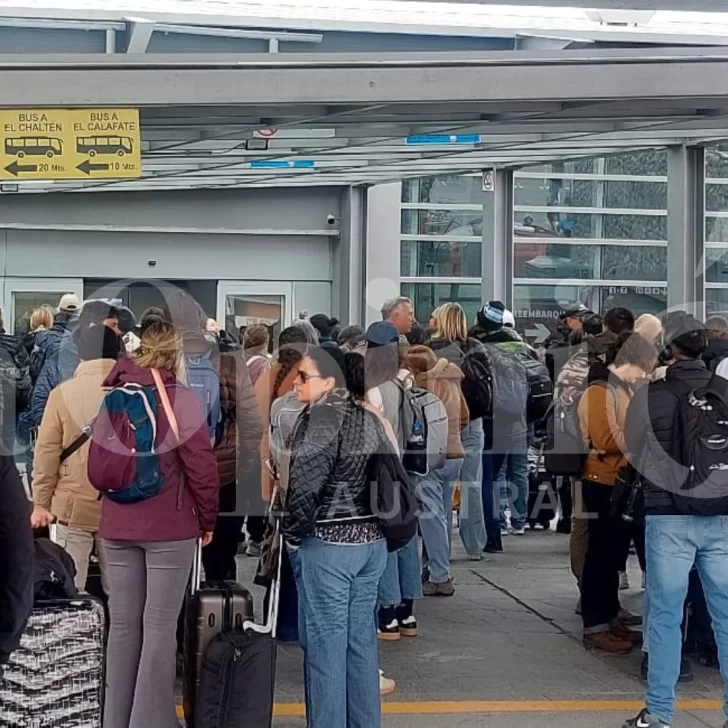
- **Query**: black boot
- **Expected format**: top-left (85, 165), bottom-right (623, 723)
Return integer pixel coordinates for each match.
top-left (484, 533), bottom-right (503, 553)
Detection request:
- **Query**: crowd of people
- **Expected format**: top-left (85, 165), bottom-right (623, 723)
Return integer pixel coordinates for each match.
top-left (1, 289), bottom-right (728, 728)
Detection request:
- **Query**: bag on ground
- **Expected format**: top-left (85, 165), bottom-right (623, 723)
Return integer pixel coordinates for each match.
top-left (190, 524), bottom-right (281, 728)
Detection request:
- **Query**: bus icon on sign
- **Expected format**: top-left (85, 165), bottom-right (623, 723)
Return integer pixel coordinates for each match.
top-left (6, 137), bottom-right (63, 159)
top-left (76, 136), bottom-right (134, 158)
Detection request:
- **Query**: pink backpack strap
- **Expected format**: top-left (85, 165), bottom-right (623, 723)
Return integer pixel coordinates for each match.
top-left (151, 368), bottom-right (179, 441)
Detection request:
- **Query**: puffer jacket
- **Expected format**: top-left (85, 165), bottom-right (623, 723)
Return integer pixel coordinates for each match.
top-left (214, 348), bottom-right (263, 489)
top-left (413, 359), bottom-right (468, 459)
top-left (32, 359), bottom-right (116, 532)
top-left (625, 359), bottom-right (712, 515)
top-left (578, 362), bottom-right (632, 486)
top-left (283, 390), bottom-right (384, 545)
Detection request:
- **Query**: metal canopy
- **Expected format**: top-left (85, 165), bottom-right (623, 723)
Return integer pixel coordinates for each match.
top-left (4, 47), bottom-right (728, 192)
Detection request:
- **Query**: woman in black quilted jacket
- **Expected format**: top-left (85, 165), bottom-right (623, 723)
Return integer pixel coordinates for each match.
top-left (283, 345), bottom-right (389, 728)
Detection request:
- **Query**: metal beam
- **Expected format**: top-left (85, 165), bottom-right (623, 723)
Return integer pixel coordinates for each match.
top-left (334, 186), bottom-right (367, 325)
top-left (482, 169), bottom-right (514, 308)
top-left (125, 18), bottom-right (155, 54)
top-left (667, 145), bottom-right (706, 318)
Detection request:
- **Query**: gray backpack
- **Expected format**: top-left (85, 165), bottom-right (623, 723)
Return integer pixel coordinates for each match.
top-left (395, 379), bottom-right (448, 476)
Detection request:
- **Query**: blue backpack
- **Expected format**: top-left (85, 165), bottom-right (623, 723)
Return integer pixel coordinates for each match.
top-left (87, 382), bottom-right (166, 504)
top-left (186, 351), bottom-right (221, 443)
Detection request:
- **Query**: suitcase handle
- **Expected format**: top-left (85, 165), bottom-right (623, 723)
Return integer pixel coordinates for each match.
top-left (190, 538), bottom-right (203, 596)
top-left (242, 517), bottom-right (283, 638)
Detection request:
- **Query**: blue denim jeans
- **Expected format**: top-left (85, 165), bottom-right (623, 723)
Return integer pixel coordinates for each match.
top-left (482, 434), bottom-right (506, 541)
top-left (645, 515), bottom-right (728, 724)
top-left (497, 431), bottom-right (530, 531)
top-left (378, 535), bottom-right (422, 606)
top-left (417, 458), bottom-right (463, 583)
top-left (294, 537), bottom-right (387, 728)
top-left (459, 418), bottom-right (486, 555)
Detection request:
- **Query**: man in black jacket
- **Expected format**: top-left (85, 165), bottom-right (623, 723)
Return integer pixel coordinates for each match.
top-left (0, 311), bottom-right (31, 454)
top-left (0, 455), bottom-right (33, 675)
top-left (623, 313), bottom-right (726, 728)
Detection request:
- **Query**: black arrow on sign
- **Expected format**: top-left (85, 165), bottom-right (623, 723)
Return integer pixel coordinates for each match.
top-left (77, 160), bottom-right (109, 176)
top-left (5, 161), bottom-right (37, 177)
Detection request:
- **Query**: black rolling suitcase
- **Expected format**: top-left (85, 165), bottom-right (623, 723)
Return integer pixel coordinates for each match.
top-left (0, 596), bottom-right (106, 727)
top-left (193, 519), bottom-right (283, 728)
top-left (183, 542), bottom-right (255, 727)
top-left (527, 446), bottom-right (557, 529)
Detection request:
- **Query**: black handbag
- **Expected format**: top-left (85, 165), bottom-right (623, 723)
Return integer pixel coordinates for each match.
top-left (610, 464), bottom-right (645, 525)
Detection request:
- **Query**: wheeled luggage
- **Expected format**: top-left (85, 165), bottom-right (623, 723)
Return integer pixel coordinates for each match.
top-left (193, 519), bottom-right (283, 728)
top-left (0, 596), bottom-right (106, 727)
top-left (183, 543), bottom-right (255, 727)
top-left (527, 445), bottom-right (557, 529)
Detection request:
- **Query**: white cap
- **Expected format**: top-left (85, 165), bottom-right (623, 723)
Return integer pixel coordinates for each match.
top-left (503, 309), bottom-right (516, 328)
top-left (58, 293), bottom-right (81, 313)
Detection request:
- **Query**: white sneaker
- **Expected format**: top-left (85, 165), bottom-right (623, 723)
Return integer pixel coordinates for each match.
top-left (512, 526), bottom-right (526, 536)
top-left (379, 670), bottom-right (396, 696)
top-left (619, 571), bottom-right (630, 591)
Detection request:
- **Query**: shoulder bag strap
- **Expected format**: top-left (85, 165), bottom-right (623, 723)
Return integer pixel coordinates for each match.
top-left (59, 423), bottom-right (94, 464)
top-left (151, 368), bottom-right (179, 442)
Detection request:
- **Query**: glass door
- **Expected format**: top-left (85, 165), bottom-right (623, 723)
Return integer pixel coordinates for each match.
top-left (4, 278), bottom-right (84, 335)
top-left (217, 281), bottom-right (293, 347)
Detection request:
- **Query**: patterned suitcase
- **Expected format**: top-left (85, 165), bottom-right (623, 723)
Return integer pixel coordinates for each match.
top-left (0, 597), bottom-right (106, 727)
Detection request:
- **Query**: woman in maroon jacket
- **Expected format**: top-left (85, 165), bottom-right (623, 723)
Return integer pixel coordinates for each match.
top-left (100, 322), bottom-right (219, 728)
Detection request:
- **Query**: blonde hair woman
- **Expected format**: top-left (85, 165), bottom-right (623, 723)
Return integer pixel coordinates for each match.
top-left (24, 306), bottom-right (54, 382)
top-left (29, 306), bottom-right (53, 334)
top-left (100, 321), bottom-right (219, 728)
top-left (427, 301), bottom-right (489, 559)
top-left (634, 314), bottom-right (663, 345)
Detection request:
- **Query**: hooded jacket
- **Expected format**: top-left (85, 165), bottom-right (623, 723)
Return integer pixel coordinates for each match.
top-left (577, 362), bottom-right (632, 486)
top-left (98, 358), bottom-right (220, 543)
top-left (413, 358), bottom-right (469, 459)
top-left (32, 359), bottom-right (116, 532)
top-left (625, 359), bottom-right (713, 515)
top-left (703, 338), bottom-right (728, 373)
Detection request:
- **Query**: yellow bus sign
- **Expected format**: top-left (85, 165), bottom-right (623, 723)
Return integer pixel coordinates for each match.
top-left (0, 108), bottom-right (141, 180)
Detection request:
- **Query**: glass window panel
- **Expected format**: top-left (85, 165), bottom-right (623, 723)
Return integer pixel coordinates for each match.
top-left (12, 292), bottom-right (65, 336)
top-left (605, 151), bottom-right (667, 177)
top-left (515, 178), bottom-right (666, 210)
top-left (706, 248), bottom-right (728, 284)
top-left (601, 245), bottom-right (667, 281)
top-left (401, 175), bottom-right (482, 205)
top-left (513, 283), bottom-right (586, 338)
top-left (522, 160), bottom-right (597, 176)
top-left (705, 184), bottom-right (728, 213)
top-left (401, 282), bottom-right (482, 325)
top-left (706, 216), bottom-right (728, 244)
top-left (401, 209), bottom-right (482, 237)
top-left (400, 240), bottom-right (482, 278)
top-left (600, 285), bottom-right (666, 316)
top-left (706, 144), bottom-right (728, 180)
top-left (706, 287), bottom-right (728, 315)
top-left (514, 242), bottom-right (597, 279)
top-left (515, 211), bottom-right (666, 240)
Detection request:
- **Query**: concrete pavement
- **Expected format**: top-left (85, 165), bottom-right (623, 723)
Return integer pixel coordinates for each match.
top-left (234, 526), bottom-right (725, 727)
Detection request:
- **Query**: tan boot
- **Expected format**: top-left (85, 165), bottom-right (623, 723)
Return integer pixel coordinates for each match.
top-left (583, 630), bottom-right (633, 654)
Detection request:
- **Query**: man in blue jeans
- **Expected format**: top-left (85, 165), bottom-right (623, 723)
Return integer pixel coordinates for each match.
top-left (624, 313), bottom-right (728, 728)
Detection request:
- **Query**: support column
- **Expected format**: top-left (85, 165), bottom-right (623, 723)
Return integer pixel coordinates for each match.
top-left (667, 146), bottom-right (705, 319)
top-left (333, 185), bottom-right (367, 325)
top-left (482, 168), bottom-right (514, 308)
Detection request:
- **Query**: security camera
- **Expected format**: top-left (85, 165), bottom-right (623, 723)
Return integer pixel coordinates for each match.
top-left (327, 214), bottom-right (338, 226)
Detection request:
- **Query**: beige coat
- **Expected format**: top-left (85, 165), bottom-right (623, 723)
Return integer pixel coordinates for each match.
top-left (33, 359), bottom-right (116, 532)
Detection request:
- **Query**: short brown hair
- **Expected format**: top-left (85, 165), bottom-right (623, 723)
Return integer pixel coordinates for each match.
top-left (135, 321), bottom-right (182, 377)
top-left (403, 345), bottom-right (438, 378)
top-left (243, 324), bottom-right (270, 352)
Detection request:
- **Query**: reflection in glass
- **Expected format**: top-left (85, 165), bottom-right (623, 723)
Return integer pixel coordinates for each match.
top-left (400, 241), bottom-right (482, 278)
top-left (707, 287), bottom-right (728, 316)
top-left (600, 286), bottom-right (666, 316)
top-left (401, 283), bottom-right (482, 325)
top-left (402, 176), bottom-right (482, 205)
top-left (401, 210), bottom-right (481, 237)
top-left (13, 292), bottom-right (68, 336)
top-left (224, 294), bottom-right (284, 348)
top-left (706, 248), bottom-right (728, 284)
top-left (601, 246), bottom-right (667, 281)
top-left (514, 243), bottom-right (596, 279)
top-left (515, 211), bottom-right (666, 241)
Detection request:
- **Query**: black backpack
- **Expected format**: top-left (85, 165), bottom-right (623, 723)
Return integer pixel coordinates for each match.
top-left (671, 375), bottom-right (728, 516)
top-left (34, 538), bottom-right (78, 600)
top-left (370, 450), bottom-right (420, 552)
top-left (459, 347), bottom-right (493, 421)
top-left (518, 353), bottom-right (554, 424)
